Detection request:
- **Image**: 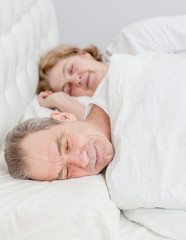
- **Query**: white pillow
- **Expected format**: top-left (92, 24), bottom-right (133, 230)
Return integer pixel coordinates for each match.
top-left (20, 94), bottom-right (91, 122)
top-left (20, 94), bottom-right (56, 121)
top-left (0, 167), bottom-right (120, 240)
top-left (105, 15), bottom-right (186, 61)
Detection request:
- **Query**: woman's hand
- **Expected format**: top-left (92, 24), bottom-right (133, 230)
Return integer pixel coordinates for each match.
top-left (37, 91), bottom-right (86, 120)
top-left (38, 90), bottom-right (57, 109)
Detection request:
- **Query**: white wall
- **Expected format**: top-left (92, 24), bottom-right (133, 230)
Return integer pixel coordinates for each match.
top-left (52, 0), bottom-right (186, 52)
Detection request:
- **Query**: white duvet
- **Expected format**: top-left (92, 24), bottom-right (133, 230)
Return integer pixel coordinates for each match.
top-left (93, 52), bottom-right (186, 239)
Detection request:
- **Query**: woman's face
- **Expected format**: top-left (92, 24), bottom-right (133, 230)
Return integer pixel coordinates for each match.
top-left (48, 53), bottom-right (109, 97)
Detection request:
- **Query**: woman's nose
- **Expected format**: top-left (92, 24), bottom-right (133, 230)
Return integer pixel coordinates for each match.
top-left (69, 73), bottom-right (82, 87)
top-left (75, 75), bottom-right (82, 87)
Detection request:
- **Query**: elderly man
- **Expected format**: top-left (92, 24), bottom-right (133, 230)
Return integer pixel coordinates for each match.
top-left (4, 104), bottom-right (114, 181)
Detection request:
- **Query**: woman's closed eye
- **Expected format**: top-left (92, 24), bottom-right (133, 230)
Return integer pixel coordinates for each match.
top-left (69, 65), bottom-right (74, 74)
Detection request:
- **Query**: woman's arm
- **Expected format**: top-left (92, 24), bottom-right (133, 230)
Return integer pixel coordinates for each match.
top-left (38, 91), bottom-right (86, 120)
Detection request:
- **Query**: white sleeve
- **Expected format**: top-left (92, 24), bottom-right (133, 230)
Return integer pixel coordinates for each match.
top-left (84, 75), bottom-right (110, 119)
top-left (105, 15), bottom-right (186, 61)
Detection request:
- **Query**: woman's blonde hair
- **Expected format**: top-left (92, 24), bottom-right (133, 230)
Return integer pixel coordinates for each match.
top-left (37, 44), bottom-right (103, 93)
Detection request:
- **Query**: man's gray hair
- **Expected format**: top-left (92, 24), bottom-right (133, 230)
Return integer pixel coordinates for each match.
top-left (4, 117), bottom-right (63, 180)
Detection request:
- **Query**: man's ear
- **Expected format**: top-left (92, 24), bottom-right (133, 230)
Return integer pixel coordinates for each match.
top-left (50, 112), bottom-right (77, 122)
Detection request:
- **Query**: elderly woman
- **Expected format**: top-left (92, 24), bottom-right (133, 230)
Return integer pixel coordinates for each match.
top-left (37, 45), bottom-right (107, 119)
top-left (37, 15), bottom-right (186, 120)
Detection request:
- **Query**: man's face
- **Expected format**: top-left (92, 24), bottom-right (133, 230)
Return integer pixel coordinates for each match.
top-left (21, 119), bottom-right (114, 181)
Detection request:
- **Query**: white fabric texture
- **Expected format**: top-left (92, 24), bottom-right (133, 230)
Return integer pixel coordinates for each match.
top-left (89, 52), bottom-right (186, 239)
top-left (0, 0), bottom-right (58, 148)
top-left (106, 52), bottom-right (186, 210)
top-left (105, 15), bottom-right (186, 62)
top-left (125, 208), bottom-right (186, 240)
top-left (0, 164), bottom-right (121, 240)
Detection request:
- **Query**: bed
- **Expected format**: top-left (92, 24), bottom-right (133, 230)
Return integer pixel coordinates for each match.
top-left (0, 1), bottom-right (185, 239)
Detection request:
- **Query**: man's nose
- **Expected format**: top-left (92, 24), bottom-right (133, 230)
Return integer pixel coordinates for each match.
top-left (66, 150), bottom-right (89, 169)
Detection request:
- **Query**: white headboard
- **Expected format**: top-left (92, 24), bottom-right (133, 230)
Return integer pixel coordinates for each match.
top-left (0, 0), bottom-right (59, 148)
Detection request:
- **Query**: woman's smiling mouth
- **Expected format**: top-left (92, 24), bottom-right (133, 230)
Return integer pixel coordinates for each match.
top-left (86, 73), bottom-right (90, 88)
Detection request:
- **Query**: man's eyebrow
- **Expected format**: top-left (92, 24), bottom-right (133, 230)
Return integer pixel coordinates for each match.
top-left (55, 134), bottom-right (64, 180)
